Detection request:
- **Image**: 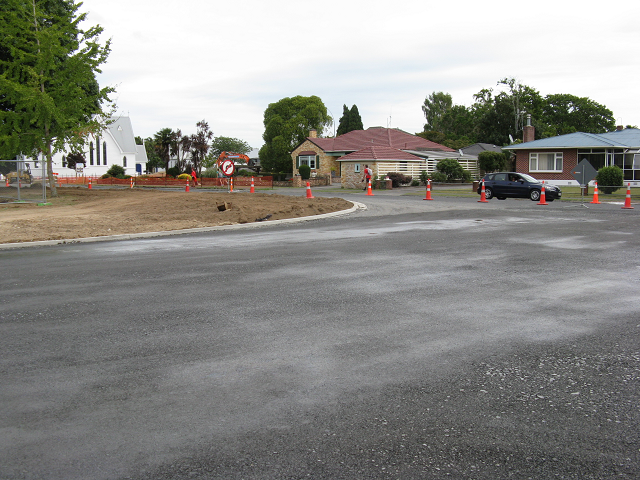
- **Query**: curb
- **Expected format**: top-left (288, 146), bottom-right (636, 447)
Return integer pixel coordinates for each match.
top-left (0, 201), bottom-right (366, 250)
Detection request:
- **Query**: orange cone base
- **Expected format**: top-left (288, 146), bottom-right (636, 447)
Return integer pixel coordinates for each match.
top-left (621, 184), bottom-right (633, 209)
top-left (537, 184), bottom-right (548, 205)
top-left (423, 183), bottom-right (433, 200)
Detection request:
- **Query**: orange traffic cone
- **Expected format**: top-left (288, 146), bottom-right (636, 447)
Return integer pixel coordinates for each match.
top-left (88, 178), bottom-right (92, 189)
top-left (423, 179), bottom-right (433, 200)
top-left (477, 180), bottom-right (488, 203)
top-left (622, 183), bottom-right (634, 209)
top-left (185, 180), bottom-right (190, 192)
top-left (366, 179), bottom-right (374, 196)
top-left (250, 177), bottom-right (255, 193)
top-left (537, 181), bottom-right (548, 205)
top-left (306, 181), bottom-right (314, 198)
top-left (229, 177), bottom-right (234, 193)
top-left (590, 182), bottom-right (600, 204)
top-left (130, 177), bottom-right (134, 189)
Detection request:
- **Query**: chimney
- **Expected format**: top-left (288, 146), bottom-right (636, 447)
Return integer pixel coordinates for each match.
top-left (309, 129), bottom-right (317, 138)
top-left (616, 125), bottom-right (624, 131)
top-left (523, 114), bottom-right (535, 143)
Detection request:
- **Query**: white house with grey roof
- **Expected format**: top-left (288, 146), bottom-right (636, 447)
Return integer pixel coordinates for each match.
top-left (35, 116), bottom-right (148, 177)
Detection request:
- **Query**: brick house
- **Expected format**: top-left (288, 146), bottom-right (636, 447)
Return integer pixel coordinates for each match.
top-left (291, 127), bottom-right (478, 187)
top-left (505, 119), bottom-right (640, 186)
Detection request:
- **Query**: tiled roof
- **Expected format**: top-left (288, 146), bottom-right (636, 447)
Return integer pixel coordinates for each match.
top-left (307, 127), bottom-right (455, 153)
top-left (336, 146), bottom-right (424, 162)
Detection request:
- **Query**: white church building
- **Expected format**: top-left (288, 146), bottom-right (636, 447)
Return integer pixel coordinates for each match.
top-left (39, 116), bottom-right (148, 177)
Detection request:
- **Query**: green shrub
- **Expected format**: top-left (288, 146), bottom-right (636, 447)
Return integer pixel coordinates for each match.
top-left (430, 172), bottom-right (448, 183)
top-left (419, 170), bottom-right (430, 185)
top-left (596, 166), bottom-right (623, 194)
top-left (411, 179), bottom-right (420, 187)
top-left (166, 167), bottom-right (180, 178)
top-left (201, 168), bottom-right (219, 178)
top-left (387, 172), bottom-right (412, 188)
top-left (298, 164), bottom-right (311, 180)
top-left (435, 158), bottom-right (471, 181)
top-left (478, 151), bottom-right (508, 173)
top-left (106, 164), bottom-right (125, 177)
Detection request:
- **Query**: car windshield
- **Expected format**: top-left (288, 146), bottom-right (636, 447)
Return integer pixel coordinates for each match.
top-left (519, 173), bottom-right (539, 183)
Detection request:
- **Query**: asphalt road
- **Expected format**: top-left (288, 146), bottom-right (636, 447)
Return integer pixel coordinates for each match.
top-left (1, 190), bottom-right (639, 479)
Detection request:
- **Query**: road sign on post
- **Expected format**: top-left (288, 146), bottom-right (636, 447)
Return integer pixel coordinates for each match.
top-left (571, 159), bottom-right (598, 206)
top-left (221, 160), bottom-right (235, 177)
top-left (571, 159), bottom-right (598, 185)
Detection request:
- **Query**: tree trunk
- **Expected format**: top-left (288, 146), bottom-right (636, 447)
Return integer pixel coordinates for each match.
top-left (45, 138), bottom-right (57, 197)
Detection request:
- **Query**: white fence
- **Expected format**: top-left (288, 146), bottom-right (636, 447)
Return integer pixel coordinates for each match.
top-left (375, 158), bottom-right (480, 179)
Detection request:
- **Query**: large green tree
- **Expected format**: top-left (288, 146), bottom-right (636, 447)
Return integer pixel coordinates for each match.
top-left (542, 94), bottom-right (615, 136)
top-left (210, 136), bottom-right (251, 158)
top-left (140, 136), bottom-right (162, 172)
top-left (259, 95), bottom-right (331, 173)
top-left (422, 92), bottom-right (453, 132)
top-left (153, 128), bottom-right (175, 171)
top-left (0, 0), bottom-right (114, 196)
top-left (420, 79), bottom-right (616, 147)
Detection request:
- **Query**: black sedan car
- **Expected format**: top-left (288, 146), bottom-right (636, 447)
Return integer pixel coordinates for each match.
top-left (477, 172), bottom-right (562, 201)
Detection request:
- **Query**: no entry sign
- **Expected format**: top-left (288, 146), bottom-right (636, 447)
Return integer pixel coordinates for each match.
top-left (221, 160), bottom-right (235, 177)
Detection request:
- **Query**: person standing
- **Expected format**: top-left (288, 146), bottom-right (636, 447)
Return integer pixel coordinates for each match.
top-left (362, 164), bottom-right (372, 190)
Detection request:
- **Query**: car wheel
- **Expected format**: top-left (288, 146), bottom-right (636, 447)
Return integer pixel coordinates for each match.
top-left (497, 197), bottom-right (506, 200)
top-left (484, 187), bottom-right (493, 200)
top-left (530, 189), bottom-right (540, 201)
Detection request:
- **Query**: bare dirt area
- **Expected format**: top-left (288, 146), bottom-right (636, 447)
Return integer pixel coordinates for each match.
top-left (0, 187), bottom-right (353, 244)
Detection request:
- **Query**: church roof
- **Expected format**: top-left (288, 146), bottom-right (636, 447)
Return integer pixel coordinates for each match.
top-left (106, 117), bottom-right (138, 154)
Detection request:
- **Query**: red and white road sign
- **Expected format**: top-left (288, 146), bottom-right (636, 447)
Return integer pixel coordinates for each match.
top-left (221, 160), bottom-right (235, 177)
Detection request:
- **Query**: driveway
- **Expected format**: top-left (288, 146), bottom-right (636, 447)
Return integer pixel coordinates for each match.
top-left (1, 193), bottom-right (639, 479)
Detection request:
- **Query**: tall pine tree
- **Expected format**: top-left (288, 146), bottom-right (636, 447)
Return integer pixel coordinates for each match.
top-left (336, 105), bottom-right (350, 136)
top-left (336, 104), bottom-right (363, 136)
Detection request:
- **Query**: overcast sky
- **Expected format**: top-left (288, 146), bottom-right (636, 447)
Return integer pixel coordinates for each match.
top-left (81, 0), bottom-right (640, 149)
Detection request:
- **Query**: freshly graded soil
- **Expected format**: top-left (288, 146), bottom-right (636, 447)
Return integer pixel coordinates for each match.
top-left (0, 188), bottom-right (353, 244)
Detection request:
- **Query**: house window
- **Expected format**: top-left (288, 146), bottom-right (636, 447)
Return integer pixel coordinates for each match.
top-left (90, 142), bottom-right (94, 165)
top-left (530, 152), bottom-right (562, 172)
top-left (354, 164), bottom-right (361, 173)
top-left (299, 155), bottom-right (316, 169)
top-left (103, 142), bottom-right (107, 165)
top-left (123, 156), bottom-right (127, 167)
top-left (96, 138), bottom-right (101, 164)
